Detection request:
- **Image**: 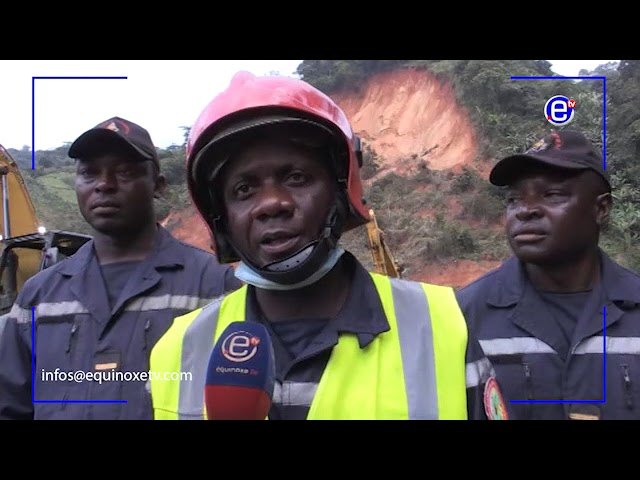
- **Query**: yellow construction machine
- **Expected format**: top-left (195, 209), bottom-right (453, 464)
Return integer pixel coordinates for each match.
top-left (0, 145), bottom-right (91, 320)
top-left (365, 208), bottom-right (402, 278)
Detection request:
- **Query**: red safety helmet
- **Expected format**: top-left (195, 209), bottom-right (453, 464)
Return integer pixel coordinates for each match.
top-left (186, 70), bottom-right (370, 266)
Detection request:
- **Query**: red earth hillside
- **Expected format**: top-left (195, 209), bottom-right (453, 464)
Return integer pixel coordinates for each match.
top-left (331, 68), bottom-right (478, 174)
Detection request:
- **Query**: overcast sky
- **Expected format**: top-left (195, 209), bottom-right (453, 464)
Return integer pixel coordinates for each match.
top-left (0, 60), bottom-right (617, 151)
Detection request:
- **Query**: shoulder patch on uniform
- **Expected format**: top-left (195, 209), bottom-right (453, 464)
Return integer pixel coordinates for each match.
top-left (484, 377), bottom-right (508, 420)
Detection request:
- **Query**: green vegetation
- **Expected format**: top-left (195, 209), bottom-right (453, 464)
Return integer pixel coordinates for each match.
top-left (7, 60), bottom-right (639, 274)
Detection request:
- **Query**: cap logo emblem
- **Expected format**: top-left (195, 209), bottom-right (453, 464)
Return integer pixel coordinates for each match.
top-left (526, 132), bottom-right (562, 155)
top-left (98, 119), bottom-right (130, 135)
top-left (526, 138), bottom-right (549, 154)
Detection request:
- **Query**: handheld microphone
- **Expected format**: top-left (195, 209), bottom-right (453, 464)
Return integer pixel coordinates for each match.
top-left (204, 321), bottom-right (275, 420)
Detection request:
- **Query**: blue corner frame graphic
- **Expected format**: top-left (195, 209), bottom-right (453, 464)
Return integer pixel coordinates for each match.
top-left (508, 75), bottom-right (608, 404)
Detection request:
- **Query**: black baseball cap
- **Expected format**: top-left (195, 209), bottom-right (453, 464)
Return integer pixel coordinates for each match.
top-left (68, 116), bottom-right (159, 168)
top-left (489, 130), bottom-right (610, 190)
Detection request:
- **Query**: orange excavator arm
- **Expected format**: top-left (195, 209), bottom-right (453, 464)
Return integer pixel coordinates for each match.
top-left (0, 145), bottom-right (40, 238)
top-left (0, 145), bottom-right (41, 291)
top-left (366, 208), bottom-right (402, 278)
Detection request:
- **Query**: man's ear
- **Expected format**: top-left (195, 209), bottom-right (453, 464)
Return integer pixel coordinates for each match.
top-left (154, 173), bottom-right (167, 199)
top-left (595, 192), bottom-right (612, 227)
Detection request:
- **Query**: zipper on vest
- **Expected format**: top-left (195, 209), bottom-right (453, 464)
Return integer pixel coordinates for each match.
top-left (59, 391), bottom-right (69, 411)
top-left (523, 363), bottom-right (534, 400)
top-left (523, 363), bottom-right (533, 419)
top-left (66, 323), bottom-right (78, 354)
top-left (622, 364), bottom-right (633, 409)
top-left (143, 319), bottom-right (151, 351)
top-left (62, 324), bottom-right (77, 414)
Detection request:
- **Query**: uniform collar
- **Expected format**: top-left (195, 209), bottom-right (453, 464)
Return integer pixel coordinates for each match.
top-left (486, 248), bottom-right (640, 307)
top-left (599, 249), bottom-right (640, 305)
top-left (331, 252), bottom-right (391, 347)
top-left (57, 224), bottom-right (186, 276)
top-left (245, 251), bottom-right (390, 348)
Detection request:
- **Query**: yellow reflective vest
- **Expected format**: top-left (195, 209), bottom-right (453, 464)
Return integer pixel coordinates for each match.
top-left (149, 272), bottom-right (469, 419)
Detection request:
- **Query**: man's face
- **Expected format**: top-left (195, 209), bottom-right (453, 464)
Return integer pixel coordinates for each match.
top-left (75, 153), bottom-right (165, 236)
top-left (505, 166), bottom-right (610, 265)
top-left (219, 140), bottom-right (335, 267)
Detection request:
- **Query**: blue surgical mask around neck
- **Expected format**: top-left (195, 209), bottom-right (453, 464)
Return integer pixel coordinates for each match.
top-left (234, 247), bottom-right (346, 291)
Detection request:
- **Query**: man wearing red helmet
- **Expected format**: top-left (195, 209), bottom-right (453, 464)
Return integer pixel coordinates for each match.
top-left (149, 71), bottom-right (508, 420)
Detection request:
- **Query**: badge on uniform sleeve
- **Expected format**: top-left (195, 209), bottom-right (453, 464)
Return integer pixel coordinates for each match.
top-left (484, 377), bottom-right (508, 420)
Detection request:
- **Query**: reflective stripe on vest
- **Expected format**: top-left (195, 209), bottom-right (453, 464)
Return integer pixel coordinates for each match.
top-left (149, 272), bottom-right (468, 419)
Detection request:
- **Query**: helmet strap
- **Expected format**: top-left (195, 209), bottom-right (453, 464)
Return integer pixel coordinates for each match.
top-left (218, 188), bottom-right (348, 285)
top-left (245, 198), bottom-right (344, 285)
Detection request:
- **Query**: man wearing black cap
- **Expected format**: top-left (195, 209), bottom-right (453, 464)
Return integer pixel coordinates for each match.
top-left (0, 116), bottom-right (242, 420)
top-left (456, 130), bottom-right (640, 420)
